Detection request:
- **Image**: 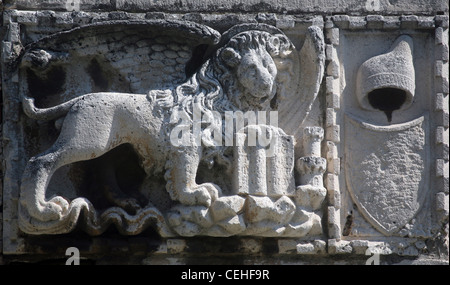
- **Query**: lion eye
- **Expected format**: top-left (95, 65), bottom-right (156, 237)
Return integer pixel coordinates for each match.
top-left (246, 63), bottom-right (257, 74)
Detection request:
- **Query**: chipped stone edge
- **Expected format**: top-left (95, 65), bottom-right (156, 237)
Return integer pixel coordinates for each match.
top-left (332, 14), bottom-right (440, 30)
top-left (4, 0), bottom-right (449, 14)
top-left (153, 238), bottom-right (329, 256)
top-left (2, 9), bottom-right (320, 31)
top-left (327, 238), bottom-right (442, 258)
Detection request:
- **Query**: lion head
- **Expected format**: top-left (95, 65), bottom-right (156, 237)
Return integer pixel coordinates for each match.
top-left (150, 28), bottom-right (295, 113)
top-left (217, 30), bottom-right (295, 111)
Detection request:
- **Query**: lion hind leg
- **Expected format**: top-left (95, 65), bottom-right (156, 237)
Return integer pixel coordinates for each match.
top-left (20, 134), bottom-right (118, 222)
top-left (20, 150), bottom-right (71, 222)
top-left (165, 146), bottom-right (221, 207)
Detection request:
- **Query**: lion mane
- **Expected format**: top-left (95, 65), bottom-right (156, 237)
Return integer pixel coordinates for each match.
top-left (147, 29), bottom-right (295, 179)
top-left (149, 30), bottom-right (294, 112)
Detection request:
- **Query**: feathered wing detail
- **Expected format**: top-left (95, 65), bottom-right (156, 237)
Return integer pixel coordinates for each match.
top-left (276, 26), bottom-right (325, 152)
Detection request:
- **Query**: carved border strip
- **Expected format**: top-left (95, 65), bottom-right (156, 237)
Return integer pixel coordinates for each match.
top-left (434, 17), bottom-right (449, 231)
top-left (324, 17), bottom-right (342, 253)
top-left (1, 16), bottom-right (24, 254)
top-left (6, 0), bottom-right (448, 14)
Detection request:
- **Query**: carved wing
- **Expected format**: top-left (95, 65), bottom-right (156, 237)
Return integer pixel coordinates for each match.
top-left (277, 26), bottom-right (325, 155)
top-left (204, 23), bottom-right (325, 155)
top-left (19, 19), bottom-right (221, 106)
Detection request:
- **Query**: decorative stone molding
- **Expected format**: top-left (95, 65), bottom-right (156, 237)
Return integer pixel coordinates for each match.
top-left (324, 17), bottom-right (342, 241)
top-left (4, 0), bottom-right (448, 14)
top-left (433, 16), bottom-right (449, 255)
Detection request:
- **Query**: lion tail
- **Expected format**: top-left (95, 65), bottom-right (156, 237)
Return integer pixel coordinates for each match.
top-left (22, 95), bottom-right (85, 121)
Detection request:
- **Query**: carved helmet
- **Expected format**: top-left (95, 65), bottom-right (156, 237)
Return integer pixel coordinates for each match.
top-left (356, 35), bottom-right (415, 111)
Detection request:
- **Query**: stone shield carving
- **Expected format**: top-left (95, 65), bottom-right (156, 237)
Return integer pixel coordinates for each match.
top-left (344, 114), bottom-right (429, 236)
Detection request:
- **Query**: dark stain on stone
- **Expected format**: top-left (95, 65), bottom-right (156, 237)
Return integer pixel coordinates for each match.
top-left (342, 211), bottom-right (353, 236)
top-left (26, 65), bottom-right (66, 106)
top-left (87, 58), bottom-right (109, 91)
top-left (368, 88), bottom-right (407, 123)
top-left (185, 44), bottom-right (209, 79)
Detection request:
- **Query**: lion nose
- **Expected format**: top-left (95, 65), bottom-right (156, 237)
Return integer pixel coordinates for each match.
top-left (257, 69), bottom-right (273, 89)
top-left (261, 80), bottom-right (272, 92)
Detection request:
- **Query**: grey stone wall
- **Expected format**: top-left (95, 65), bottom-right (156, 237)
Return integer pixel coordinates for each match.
top-left (4, 0), bottom-right (449, 14)
top-left (0, 0), bottom-right (448, 265)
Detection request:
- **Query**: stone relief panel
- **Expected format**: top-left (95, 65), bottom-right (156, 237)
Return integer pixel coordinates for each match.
top-left (2, 10), bottom-right (330, 252)
top-left (1, 8), bottom-right (448, 260)
top-left (325, 15), bottom-right (449, 255)
top-left (343, 33), bottom-right (432, 237)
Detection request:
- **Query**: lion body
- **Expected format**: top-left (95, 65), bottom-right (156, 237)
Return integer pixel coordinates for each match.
top-left (60, 92), bottom-right (169, 174)
top-left (19, 29), bottom-right (295, 225)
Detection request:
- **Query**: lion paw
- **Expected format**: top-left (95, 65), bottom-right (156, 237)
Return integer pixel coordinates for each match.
top-left (197, 182), bottom-right (221, 203)
top-left (180, 183), bottom-right (222, 207)
top-left (38, 196), bottom-right (69, 221)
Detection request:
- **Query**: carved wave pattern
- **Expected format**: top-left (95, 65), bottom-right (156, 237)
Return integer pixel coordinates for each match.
top-left (19, 198), bottom-right (176, 236)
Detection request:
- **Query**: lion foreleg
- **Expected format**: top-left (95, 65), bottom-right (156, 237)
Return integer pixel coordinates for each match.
top-left (165, 146), bottom-right (220, 207)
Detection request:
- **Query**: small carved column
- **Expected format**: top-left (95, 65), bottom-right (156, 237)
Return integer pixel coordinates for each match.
top-left (296, 127), bottom-right (326, 187)
top-left (283, 126), bottom-right (327, 237)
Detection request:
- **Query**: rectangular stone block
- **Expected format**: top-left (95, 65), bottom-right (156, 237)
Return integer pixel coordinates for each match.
top-left (327, 206), bottom-right (341, 239)
top-left (366, 15), bottom-right (384, 29)
top-left (326, 93), bottom-right (340, 109)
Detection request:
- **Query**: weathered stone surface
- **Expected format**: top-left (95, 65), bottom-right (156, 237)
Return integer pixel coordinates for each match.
top-left (345, 114), bottom-right (428, 235)
top-left (356, 35), bottom-right (415, 114)
top-left (295, 185), bottom-right (327, 210)
top-left (0, 0), bottom-right (448, 266)
top-left (14, 21), bottom-right (325, 238)
top-left (5, 0), bottom-right (448, 14)
top-left (245, 196), bottom-right (295, 224)
top-left (210, 196), bottom-right (245, 222)
top-left (233, 129), bottom-right (296, 197)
